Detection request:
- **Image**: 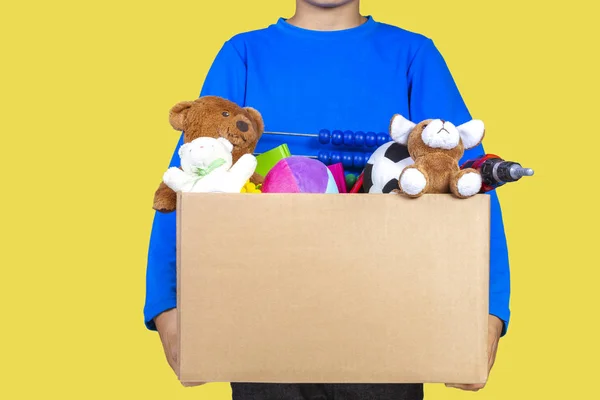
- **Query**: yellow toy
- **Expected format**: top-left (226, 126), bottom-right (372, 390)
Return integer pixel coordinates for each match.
top-left (241, 180), bottom-right (262, 193)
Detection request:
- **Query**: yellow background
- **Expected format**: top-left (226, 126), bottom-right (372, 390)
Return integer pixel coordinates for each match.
top-left (1, 0), bottom-right (598, 399)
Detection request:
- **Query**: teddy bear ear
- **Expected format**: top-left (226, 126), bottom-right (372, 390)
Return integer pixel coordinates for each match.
top-left (244, 107), bottom-right (265, 134)
top-left (169, 101), bottom-right (195, 131)
top-left (389, 114), bottom-right (416, 145)
top-left (217, 137), bottom-right (234, 153)
top-left (457, 119), bottom-right (485, 149)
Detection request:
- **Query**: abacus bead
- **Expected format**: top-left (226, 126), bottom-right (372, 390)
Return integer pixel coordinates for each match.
top-left (364, 152), bottom-right (373, 163)
top-left (331, 130), bottom-right (344, 146)
top-left (345, 173), bottom-right (356, 188)
top-left (318, 129), bottom-right (330, 145)
top-left (330, 151), bottom-right (342, 164)
top-left (377, 132), bottom-right (389, 146)
top-left (342, 152), bottom-right (353, 168)
top-left (318, 151), bottom-right (330, 164)
top-left (343, 130), bottom-right (354, 146)
top-left (353, 153), bottom-right (364, 168)
top-left (354, 131), bottom-right (365, 147)
top-left (365, 132), bottom-right (377, 147)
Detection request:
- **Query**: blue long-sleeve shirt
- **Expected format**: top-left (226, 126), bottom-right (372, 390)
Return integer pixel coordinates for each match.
top-left (144, 16), bottom-right (511, 335)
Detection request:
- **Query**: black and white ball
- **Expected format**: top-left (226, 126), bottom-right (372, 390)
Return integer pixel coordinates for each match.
top-left (363, 142), bottom-right (414, 193)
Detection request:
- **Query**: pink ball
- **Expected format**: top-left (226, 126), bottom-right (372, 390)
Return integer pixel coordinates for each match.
top-left (262, 157), bottom-right (339, 194)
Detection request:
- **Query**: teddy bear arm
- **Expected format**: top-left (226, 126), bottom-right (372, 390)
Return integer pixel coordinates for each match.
top-left (250, 172), bottom-right (264, 185)
top-left (398, 163), bottom-right (430, 198)
top-left (450, 168), bottom-right (482, 199)
top-left (153, 181), bottom-right (177, 213)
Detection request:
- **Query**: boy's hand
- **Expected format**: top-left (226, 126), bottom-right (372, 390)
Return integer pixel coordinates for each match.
top-left (445, 315), bottom-right (503, 392)
top-left (154, 308), bottom-right (204, 387)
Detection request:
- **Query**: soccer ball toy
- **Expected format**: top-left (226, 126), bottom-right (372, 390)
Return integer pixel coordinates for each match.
top-left (362, 141), bottom-right (414, 193)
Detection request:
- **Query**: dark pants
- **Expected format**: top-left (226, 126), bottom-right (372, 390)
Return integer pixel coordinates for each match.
top-left (231, 383), bottom-right (424, 400)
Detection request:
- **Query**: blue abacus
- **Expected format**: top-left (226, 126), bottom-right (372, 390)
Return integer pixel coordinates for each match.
top-left (260, 129), bottom-right (391, 169)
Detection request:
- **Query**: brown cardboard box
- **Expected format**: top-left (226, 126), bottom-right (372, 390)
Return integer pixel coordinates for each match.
top-left (176, 192), bottom-right (490, 384)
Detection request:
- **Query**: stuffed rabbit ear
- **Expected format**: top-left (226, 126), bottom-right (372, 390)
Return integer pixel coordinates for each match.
top-left (217, 137), bottom-right (234, 153)
top-left (457, 120), bottom-right (485, 149)
top-left (177, 143), bottom-right (189, 159)
top-left (389, 114), bottom-right (416, 145)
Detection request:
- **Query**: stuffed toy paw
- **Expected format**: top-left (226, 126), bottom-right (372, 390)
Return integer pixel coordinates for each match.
top-left (162, 136), bottom-right (257, 193)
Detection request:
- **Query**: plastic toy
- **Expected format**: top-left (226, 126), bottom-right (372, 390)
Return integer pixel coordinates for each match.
top-left (264, 129), bottom-right (390, 148)
top-left (316, 150), bottom-right (373, 170)
top-left (255, 149), bottom-right (374, 171)
top-left (327, 163), bottom-right (348, 193)
top-left (349, 172), bottom-right (365, 193)
top-left (345, 173), bottom-right (357, 189)
top-left (241, 180), bottom-right (262, 193)
top-left (461, 154), bottom-right (534, 192)
top-left (258, 129), bottom-right (386, 171)
top-left (255, 143), bottom-right (291, 177)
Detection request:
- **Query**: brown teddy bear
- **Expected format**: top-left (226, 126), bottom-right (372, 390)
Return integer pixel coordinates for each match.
top-left (389, 114), bottom-right (485, 199)
top-left (153, 96), bottom-right (265, 212)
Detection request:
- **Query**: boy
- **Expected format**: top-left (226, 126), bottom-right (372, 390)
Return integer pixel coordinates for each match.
top-left (144, 1), bottom-right (510, 399)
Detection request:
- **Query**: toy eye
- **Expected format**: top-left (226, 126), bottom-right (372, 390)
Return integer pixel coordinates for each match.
top-left (422, 124), bottom-right (428, 128)
top-left (222, 111), bottom-right (230, 117)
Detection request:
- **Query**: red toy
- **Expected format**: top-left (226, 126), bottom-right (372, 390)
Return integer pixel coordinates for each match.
top-left (349, 172), bottom-right (365, 193)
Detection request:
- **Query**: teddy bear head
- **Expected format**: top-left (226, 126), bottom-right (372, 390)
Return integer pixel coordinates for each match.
top-left (178, 136), bottom-right (234, 175)
top-left (389, 114), bottom-right (485, 160)
top-left (169, 95), bottom-right (264, 162)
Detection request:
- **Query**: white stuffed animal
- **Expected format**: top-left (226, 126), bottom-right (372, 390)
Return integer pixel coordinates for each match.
top-left (162, 136), bottom-right (257, 193)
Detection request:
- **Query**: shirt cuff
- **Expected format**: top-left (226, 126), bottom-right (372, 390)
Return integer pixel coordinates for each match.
top-left (144, 297), bottom-right (177, 331)
top-left (489, 308), bottom-right (510, 337)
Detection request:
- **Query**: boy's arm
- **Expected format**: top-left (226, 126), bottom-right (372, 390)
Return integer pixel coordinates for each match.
top-left (407, 38), bottom-right (511, 336)
top-left (143, 39), bottom-right (248, 330)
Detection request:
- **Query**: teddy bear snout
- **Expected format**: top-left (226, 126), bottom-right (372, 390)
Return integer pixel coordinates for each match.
top-left (236, 120), bottom-right (249, 132)
top-left (437, 121), bottom-right (451, 134)
top-left (421, 120), bottom-right (460, 150)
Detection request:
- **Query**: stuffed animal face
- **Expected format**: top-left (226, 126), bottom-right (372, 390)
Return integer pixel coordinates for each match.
top-left (169, 96), bottom-right (264, 162)
top-left (178, 137), bottom-right (234, 175)
top-left (390, 114), bottom-right (485, 160)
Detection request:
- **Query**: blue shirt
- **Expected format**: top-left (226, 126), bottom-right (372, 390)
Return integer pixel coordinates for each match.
top-left (144, 16), bottom-right (511, 335)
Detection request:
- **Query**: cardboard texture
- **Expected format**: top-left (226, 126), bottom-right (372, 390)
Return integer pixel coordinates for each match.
top-left (176, 193), bottom-right (490, 384)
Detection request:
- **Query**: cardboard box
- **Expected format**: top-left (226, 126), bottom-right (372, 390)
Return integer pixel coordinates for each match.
top-left (176, 193), bottom-right (490, 384)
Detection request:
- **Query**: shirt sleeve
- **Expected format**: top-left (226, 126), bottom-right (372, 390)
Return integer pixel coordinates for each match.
top-left (407, 39), bottom-right (512, 336)
top-left (143, 40), bottom-right (248, 330)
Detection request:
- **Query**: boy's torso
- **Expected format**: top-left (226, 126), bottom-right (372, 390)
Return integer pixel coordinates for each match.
top-left (232, 19), bottom-right (424, 161)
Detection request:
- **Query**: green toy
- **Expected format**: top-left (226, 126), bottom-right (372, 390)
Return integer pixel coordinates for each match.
top-left (345, 173), bottom-right (357, 190)
top-left (255, 144), bottom-right (291, 177)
